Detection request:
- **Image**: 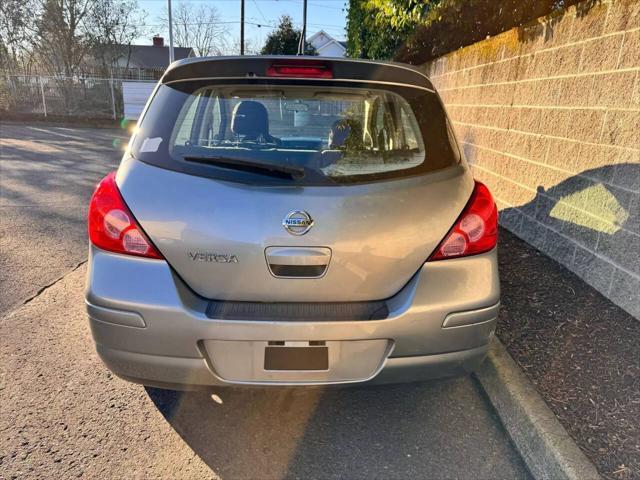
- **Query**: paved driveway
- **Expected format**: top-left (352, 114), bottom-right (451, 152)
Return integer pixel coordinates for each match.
top-left (0, 122), bottom-right (126, 316)
top-left (0, 123), bottom-right (531, 479)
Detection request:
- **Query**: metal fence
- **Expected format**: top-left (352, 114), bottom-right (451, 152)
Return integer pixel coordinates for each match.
top-left (0, 74), bottom-right (354, 122)
top-left (102, 66), bottom-right (166, 81)
top-left (0, 75), bottom-right (155, 120)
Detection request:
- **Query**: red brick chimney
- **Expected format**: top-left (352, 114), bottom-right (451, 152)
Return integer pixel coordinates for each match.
top-left (152, 36), bottom-right (164, 47)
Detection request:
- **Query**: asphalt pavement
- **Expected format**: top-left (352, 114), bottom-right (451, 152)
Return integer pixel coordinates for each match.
top-left (0, 122), bottom-right (127, 317)
top-left (0, 122), bottom-right (532, 479)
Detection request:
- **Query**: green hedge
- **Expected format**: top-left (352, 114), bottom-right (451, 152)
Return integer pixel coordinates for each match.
top-left (347, 0), bottom-right (601, 64)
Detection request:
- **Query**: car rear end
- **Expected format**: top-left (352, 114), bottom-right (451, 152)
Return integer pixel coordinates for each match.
top-left (85, 56), bottom-right (499, 389)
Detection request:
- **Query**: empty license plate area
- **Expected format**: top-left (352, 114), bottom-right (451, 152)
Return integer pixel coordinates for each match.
top-left (203, 339), bottom-right (392, 384)
top-left (265, 342), bottom-right (329, 371)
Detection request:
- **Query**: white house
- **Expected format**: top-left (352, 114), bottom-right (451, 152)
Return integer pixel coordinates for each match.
top-left (307, 30), bottom-right (347, 57)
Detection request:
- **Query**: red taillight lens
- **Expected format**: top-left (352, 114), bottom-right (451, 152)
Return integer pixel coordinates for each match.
top-left (428, 181), bottom-right (498, 261)
top-left (88, 172), bottom-right (163, 259)
top-left (267, 62), bottom-right (333, 78)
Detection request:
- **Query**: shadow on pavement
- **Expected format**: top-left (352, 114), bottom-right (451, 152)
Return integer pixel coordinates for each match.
top-left (146, 377), bottom-right (531, 479)
top-left (0, 123), bottom-right (129, 316)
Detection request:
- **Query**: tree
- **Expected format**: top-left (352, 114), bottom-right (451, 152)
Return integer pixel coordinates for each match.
top-left (347, 0), bottom-right (599, 64)
top-left (260, 15), bottom-right (317, 55)
top-left (232, 37), bottom-right (259, 56)
top-left (34, 0), bottom-right (93, 76)
top-left (27, 0), bottom-right (146, 76)
top-left (346, 0), bottom-right (438, 60)
top-left (159, 2), bottom-right (228, 56)
top-left (0, 0), bottom-right (38, 73)
top-left (85, 0), bottom-right (147, 75)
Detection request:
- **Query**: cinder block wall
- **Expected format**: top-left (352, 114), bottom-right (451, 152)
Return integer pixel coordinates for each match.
top-left (423, 0), bottom-right (639, 318)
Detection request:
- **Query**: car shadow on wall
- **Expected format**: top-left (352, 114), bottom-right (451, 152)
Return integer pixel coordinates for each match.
top-left (499, 163), bottom-right (639, 295)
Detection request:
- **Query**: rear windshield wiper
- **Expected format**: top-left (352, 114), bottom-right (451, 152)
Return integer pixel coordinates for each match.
top-left (184, 156), bottom-right (305, 180)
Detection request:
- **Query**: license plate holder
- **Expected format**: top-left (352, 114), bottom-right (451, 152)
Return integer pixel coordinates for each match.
top-left (264, 346), bottom-right (329, 371)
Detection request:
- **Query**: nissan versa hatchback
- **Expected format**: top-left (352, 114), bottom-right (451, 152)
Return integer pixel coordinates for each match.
top-left (85, 56), bottom-right (499, 389)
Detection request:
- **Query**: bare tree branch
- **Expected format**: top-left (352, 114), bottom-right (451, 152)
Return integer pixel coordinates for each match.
top-left (34, 0), bottom-right (94, 76)
top-left (159, 2), bottom-right (229, 57)
top-left (0, 0), bottom-right (38, 73)
top-left (85, 0), bottom-right (147, 75)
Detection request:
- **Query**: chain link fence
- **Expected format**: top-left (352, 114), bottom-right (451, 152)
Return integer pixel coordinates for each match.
top-left (0, 75), bottom-right (154, 120)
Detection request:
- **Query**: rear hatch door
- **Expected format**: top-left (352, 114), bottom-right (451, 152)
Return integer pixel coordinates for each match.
top-left (118, 159), bottom-right (473, 302)
top-left (118, 57), bottom-right (472, 302)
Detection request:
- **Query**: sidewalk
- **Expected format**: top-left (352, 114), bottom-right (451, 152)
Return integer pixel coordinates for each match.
top-left (496, 229), bottom-right (640, 480)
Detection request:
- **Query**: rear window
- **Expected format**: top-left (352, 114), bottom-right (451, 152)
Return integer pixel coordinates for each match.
top-left (131, 80), bottom-right (460, 186)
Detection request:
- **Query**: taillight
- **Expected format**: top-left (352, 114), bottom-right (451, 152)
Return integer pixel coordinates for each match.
top-left (267, 61), bottom-right (333, 78)
top-left (88, 172), bottom-right (163, 259)
top-left (428, 181), bottom-right (498, 261)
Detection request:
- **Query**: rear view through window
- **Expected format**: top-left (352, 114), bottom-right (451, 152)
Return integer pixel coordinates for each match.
top-left (131, 82), bottom-right (460, 185)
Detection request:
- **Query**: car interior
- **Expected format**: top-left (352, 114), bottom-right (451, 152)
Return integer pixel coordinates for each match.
top-left (169, 86), bottom-right (425, 175)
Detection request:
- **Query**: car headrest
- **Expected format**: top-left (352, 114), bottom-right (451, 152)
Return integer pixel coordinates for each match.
top-left (231, 101), bottom-right (270, 139)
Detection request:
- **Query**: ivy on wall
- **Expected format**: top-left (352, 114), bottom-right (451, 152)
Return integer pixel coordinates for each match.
top-left (346, 0), bottom-right (602, 64)
top-left (346, 0), bottom-right (440, 60)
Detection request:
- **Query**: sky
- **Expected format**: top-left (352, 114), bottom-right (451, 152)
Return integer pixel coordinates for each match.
top-left (136, 0), bottom-right (348, 52)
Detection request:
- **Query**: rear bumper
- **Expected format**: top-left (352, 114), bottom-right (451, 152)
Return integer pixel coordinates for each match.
top-left (86, 246), bottom-right (499, 388)
top-left (95, 343), bottom-right (490, 390)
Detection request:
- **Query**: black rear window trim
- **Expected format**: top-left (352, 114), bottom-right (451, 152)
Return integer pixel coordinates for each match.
top-left (163, 76), bottom-right (436, 94)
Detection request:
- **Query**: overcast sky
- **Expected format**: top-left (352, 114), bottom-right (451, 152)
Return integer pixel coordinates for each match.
top-left (136, 0), bottom-right (348, 50)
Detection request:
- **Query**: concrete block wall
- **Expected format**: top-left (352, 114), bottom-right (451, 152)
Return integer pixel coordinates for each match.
top-left (423, 0), bottom-right (639, 318)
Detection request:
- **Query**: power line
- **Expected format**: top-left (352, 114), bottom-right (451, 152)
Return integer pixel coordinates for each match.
top-left (140, 0), bottom-right (345, 2)
top-left (308, 22), bottom-right (344, 28)
top-left (138, 0), bottom-right (347, 29)
top-left (136, 18), bottom-right (344, 30)
top-left (138, 20), bottom-right (274, 27)
top-left (137, 0), bottom-right (347, 36)
top-left (309, 2), bottom-right (345, 11)
top-left (251, 0), bottom-right (268, 22)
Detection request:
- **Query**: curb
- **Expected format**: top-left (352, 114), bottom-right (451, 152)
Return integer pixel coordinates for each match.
top-left (474, 336), bottom-right (602, 480)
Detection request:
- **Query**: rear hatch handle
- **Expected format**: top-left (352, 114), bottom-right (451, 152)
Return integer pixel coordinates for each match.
top-left (265, 247), bottom-right (331, 278)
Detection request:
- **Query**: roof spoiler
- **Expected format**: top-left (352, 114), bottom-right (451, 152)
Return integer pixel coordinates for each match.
top-left (161, 56), bottom-right (434, 91)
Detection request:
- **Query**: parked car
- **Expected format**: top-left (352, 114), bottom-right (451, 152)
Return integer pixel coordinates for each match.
top-left (85, 56), bottom-right (499, 389)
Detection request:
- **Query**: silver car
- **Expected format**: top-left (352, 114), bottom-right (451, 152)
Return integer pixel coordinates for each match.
top-left (85, 56), bottom-right (499, 389)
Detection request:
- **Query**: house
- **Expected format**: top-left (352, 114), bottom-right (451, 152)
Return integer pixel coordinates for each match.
top-left (112, 36), bottom-right (195, 70)
top-left (307, 31), bottom-right (347, 57)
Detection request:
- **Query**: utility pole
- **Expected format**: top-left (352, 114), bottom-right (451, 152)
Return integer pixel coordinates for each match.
top-left (302, 0), bottom-right (307, 52)
top-left (240, 0), bottom-right (245, 55)
top-left (168, 0), bottom-right (175, 63)
top-left (298, 0), bottom-right (308, 55)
